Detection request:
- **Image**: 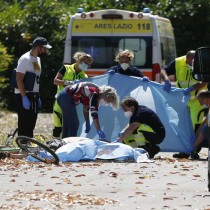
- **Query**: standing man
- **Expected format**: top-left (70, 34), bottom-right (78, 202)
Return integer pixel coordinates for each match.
top-left (160, 50), bottom-right (207, 158)
top-left (14, 37), bottom-right (52, 137)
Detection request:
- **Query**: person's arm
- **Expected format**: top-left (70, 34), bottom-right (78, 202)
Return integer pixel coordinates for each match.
top-left (160, 60), bottom-right (176, 82)
top-left (54, 72), bottom-right (65, 86)
top-left (107, 65), bottom-right (118, 75)
top-left (183, 82), bottom-right (208, 96)
top-left (89, 93), bottom-right (101, 130)
top-left (16, 72), bottom-right (26, 96)
top-left (54, 66), bottom-right (74, 86)
top-left (192, 82), bottom-right (208, 91)
top-left (93, 117), bottom-right (100, 131)
top-left (89, 93), bottom-right (107, 140)
top-left (16, 58), bottom-right (31, 109)
top-left (83, 106), bottom-right (91, 133)
top-left (160, 69), bottom-right (170, 82)
top-left (83, 106), bottom-right (89, 122)
top-left (118, 122), bottom-right (140, 141)
top-left (160, 70), bottom-right (172, 92)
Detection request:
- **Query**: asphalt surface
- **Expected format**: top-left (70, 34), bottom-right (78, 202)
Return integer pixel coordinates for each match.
top-left (1, 112), bottom-right (210, 209)
top-left (0, 150), bottom-right (210, 210)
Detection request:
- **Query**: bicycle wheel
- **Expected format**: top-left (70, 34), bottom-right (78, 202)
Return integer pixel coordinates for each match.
top-left (16, 136), bottom-right (59, 165)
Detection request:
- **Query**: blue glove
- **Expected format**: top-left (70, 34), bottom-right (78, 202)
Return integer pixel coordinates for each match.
top-left (163, 80), bottom-right (171, 92)
top-left (97, 129), bottom-right (106, 140)
top-left (85, 121), bottom-right (90, 133)
top-left (22, 96), bottom-right (30, 110)
top-left (38, 98), bottom-right (42, 109)
top-left (183, 86), bottom-right (194, 96)
top-left (142, 76), bottom-right (150, 82)
top-left (107, 70), bottom-right (115, 75)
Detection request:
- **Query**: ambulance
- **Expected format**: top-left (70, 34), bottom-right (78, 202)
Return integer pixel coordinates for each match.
top-left (63, 8), bottom-right (176, 81)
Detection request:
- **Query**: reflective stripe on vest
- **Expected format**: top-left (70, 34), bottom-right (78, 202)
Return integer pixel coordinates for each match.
top-left (123, 124), bottom-right (153, 147)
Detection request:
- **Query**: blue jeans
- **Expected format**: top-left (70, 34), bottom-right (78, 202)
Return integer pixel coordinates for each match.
top-left (57, 89), bottom-right (79, 138)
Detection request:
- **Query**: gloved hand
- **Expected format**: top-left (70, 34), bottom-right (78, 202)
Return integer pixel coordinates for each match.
top-left (22, 95), bottom-right (30, 110)
top-left (142, 76), bottom-right (150, 82)
top-left (107, 70), bottom-right (115, 75)
top-left (97, 129), bottom-right (106, 140)
top-left (183, 86), bottom-right (194, 96)
top-left (163, 80), bottom-right (171, 92)
top-left (38, 98), bottom-right (42, 109)
top-left (85, 121), bottom-right (91, 133)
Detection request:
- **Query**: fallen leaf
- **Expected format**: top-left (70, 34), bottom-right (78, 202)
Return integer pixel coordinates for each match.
top-left (109, 172), bottom-right (118, 177)
top-left (51, 176), bottom-right (59, 178)
top-left (135, 181), bottom-right (143, 184)
top-left (75, 174), bottom-right (86, 177)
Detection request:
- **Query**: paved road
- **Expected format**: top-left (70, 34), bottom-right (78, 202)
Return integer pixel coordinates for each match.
top-left (0, 151), bottom-right (210, 210)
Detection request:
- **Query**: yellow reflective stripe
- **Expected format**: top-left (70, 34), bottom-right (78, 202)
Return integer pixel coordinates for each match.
top-left (178, 81), bottom-right (197, 86)
top-left (137, 124), bottom-right (154, 132)
top-left (123, 124), bottom-right (153, 147)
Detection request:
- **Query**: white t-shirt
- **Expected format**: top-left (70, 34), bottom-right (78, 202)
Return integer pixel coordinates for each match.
top-left (15, 51), bottom-right (41, 94)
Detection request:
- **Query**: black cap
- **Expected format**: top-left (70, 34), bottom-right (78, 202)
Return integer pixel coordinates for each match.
top-left (32, 37), bottom-right (52, 49)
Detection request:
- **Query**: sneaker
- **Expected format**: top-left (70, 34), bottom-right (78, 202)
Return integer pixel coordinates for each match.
top-left (140, 144), bottom-right (160, 159)
top-left (190, 152), bottom-right (200, 160)
top-left (173, 152), bottom-right (190, 159)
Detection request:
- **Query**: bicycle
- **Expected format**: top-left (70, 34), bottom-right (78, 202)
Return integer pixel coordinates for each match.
top-left (15, 136), bottom-right (59, 165)
top-left (0, 128), bottom-right (19, 152)
top-left (0, 128), bottom-right (59, 165)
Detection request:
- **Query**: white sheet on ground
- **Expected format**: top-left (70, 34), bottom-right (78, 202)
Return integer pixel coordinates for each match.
top-left (55, 138), bottom-right (153, 163)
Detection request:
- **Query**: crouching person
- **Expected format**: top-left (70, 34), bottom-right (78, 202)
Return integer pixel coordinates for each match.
top-left (117, 96), bottom-right (165, 159)
top-left (57, 81), bottom-right (119, 140)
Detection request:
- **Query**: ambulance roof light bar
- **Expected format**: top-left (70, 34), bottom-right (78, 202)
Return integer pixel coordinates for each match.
top-left (143, 8), bottom-right (150, 13)
top-left (77, 8), bottom-right (84, 13)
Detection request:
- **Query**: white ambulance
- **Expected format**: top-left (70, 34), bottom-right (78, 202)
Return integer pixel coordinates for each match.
top-left (64, 8), bottom-right (176, 81)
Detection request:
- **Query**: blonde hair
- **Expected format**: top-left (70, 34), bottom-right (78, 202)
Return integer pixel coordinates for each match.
top-left (114, 49), bottom-right (134, 62)
top-left (73, 52), bottom-right (93, 63)
top-left (99, 85), bottom-right (119, 110)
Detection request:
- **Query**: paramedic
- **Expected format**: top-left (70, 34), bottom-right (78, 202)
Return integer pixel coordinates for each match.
top-left (160, 50), bottom-right (207, 158)
top-left (53, 52), bottom-right (92, 138)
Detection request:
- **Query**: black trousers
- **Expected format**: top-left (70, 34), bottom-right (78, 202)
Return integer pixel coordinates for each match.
top-left (141, 127), bottom-right (166, 145)
top-left (15, 93), bottom-right (39, 137)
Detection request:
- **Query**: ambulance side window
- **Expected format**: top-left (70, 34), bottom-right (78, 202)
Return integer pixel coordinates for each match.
top-left (118, 38), bottom-right (148, 66)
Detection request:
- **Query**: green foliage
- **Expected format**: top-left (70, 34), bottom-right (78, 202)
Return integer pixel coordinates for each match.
top-left (1, 0), bottom-right (210, 111)
top-left (0, 0), bottom-right (75, 112)
top-left (0, 43), bottom-right (13, 72)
